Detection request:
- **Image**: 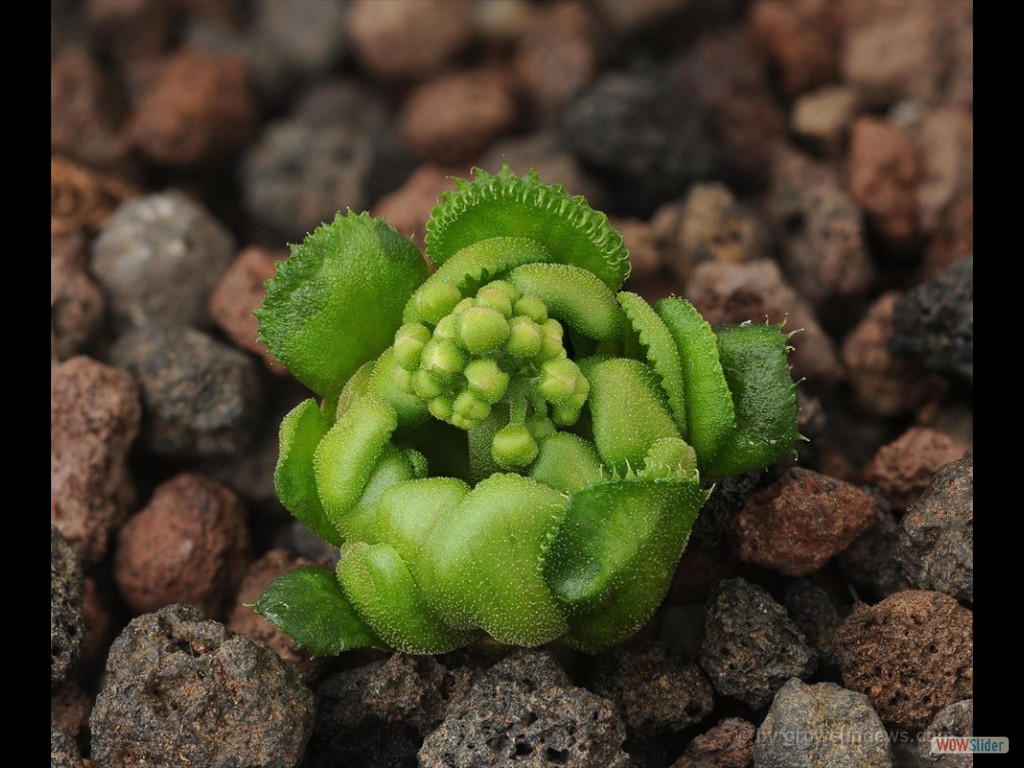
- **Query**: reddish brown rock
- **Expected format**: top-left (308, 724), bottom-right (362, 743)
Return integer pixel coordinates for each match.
top-left (51, 155), bottom-right (137, 236)
top-left (916, 107), bottom-right (973, 235)
top-left (790, 86), bottom-right (858, 157)
top-left (748, 0), bottom-right (839, 98)
top-left (227, 549), bottom-right (328, 683)
top-left (729, 468), bottom-right (879, 577)
top-left (51, 231), bottom-right (104, 362)
top-left (51, 682), bottom-right (92, 737)
top-left (372, 165), bottom-right (463, 252)
top-left (128, 49), bottom-right (256, 168)
top-left (209, 246), bottom-right (286, 374)
top-left (401, 69), bottom-right (518, 165)
top-left (863, 427), bottom-right (968, 511)
top-left (917, 106), bottom-right (973, 276)
top-left (114, 473), bottom-right (249, 618)
top-left (612, 217), bottom-right (662, 286)
top-left (346, 0), bottom-right (473, 81)
top-left (686, 259), bottom-right (841, 382)
top-left (655, 183), bottom-right (769, 286)
top-left (85, 0), bottom-right (177, 64)
top-left (841, 292), bottom-right (932, 417)
top-left (768, 148), bottom-right (874, 306)
top-left (838, 0), bottom-right (973, 108)
top-left (50, 45), bottom-right (129, 171)
top-left (515, 1), bottom-right (599, 117)
top-left (834, 590), bottom-right (972, 731)
top-left (51, 357), bottom-right (141, 563)
top-left (922, 194), bottom-right (973, 280)
top-left (671, 717), bottom-right (755, 768)
top-left (848, 117), bottom-right (920, 248)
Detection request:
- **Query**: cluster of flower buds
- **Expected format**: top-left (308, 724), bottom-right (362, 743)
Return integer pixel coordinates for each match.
top-left (391, 278), bottom-right (589, 468)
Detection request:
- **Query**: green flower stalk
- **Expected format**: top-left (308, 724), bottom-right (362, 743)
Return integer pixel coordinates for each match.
top-left (254, 167), bottom-right (800, 655)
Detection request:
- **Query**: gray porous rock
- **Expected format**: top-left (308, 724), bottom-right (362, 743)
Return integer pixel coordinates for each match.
top-left (51, 526), bottom-right (85, 686)
top-left (836, 509), bottom-right (908, 601)
top-left (308, 653), bottom-right (478, 768)
top-left (782, 579), bottom-right (841, 670)
top-left (700, 578), bottom-right (818, 709)
top-left (110, 327), bottom-right (262, 458)
top-left (590, 645), bottom-right (715, 739)
top-left (896, 452), bottom-right (973, 602)
top-left (51, 727), bottom-right (82, 768)
top-left (90, 604), bottom-right (314, 768)
top-left (242, 80), bottom-right (412, 241)
top-left (755, 678), bottom-right (893, 768)
top-left (917, 700), bottom-right (973, 768)
top-left (419, 650), bottom-right (631, 768)
top-left (91, 191), bottom-right (235, 331)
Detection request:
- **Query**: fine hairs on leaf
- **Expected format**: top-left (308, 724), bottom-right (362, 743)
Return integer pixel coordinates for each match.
top-left (254, 166), bottom-right (799, 656)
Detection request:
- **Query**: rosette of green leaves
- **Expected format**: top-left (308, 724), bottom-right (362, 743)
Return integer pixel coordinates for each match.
top-left (255, 168), bottom-right (799, 656)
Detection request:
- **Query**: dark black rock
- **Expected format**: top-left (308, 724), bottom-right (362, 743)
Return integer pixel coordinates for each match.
top-left (890, 255), bottom-right (973, 383)
top-left (896, 452), bottom-right (973, 603)
top-left (700, 578), bottom-right (818, 709)
top-left (89, 604), bottom-right (313, 768)
top-left (51, 727), bottom-right (81, 768)
top-left (836, 509), bottom-right (908, 601)
top-left (692, 470), bottom-right (761, 547)
top-left (590, 645), bottom-right (714, 739)
top-left (91, 191), bottom-right (235, 332)
top-left (242, 80), bottom-right (413, 241)
top-left (308, 654), bottom-right (478, 768)
top-left (783, 579), bottom-right (841, 670)
top-left (110, 327), bottom-right (263, 458)
top-left (562, 69), bottom-right (722, 216)
top-left (755, 678), bottom-right (893, 768)
top-left (51, 526), bottom-right (84, 686)
top-left (419, 650), bottom-right (630, 768)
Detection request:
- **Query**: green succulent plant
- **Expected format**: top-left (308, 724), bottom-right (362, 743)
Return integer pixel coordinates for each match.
top-left (254, 167), bottom-right (799, 655)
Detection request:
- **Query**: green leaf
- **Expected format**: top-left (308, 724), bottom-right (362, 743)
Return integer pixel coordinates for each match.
top-left (404, 237), bottom-right (552, 324)
top-left (337, 543), bottom-right (475, 654)
top-left (544, 476), bottom-right (709, 654)
top-left (585, 358), bottom-right (680, 474)
top-left (257, 212), bottom-right (429, 400)
top-left (414, 473), bottom-right (570, 646)
top-left (654, 298), bottom-right (737, 472)
top-left (530, 433), bottom-right (604, 494)
top-left (425, 167), bottom-right (631, 291)
top-left (375, 477), bottom-right (471, 564)
top-left (617, 291), bottom-right (687, 434)
top-left (701, 323), bottom-right (800, 479)
top-left (507, 263), bottom-right (624, 340)
top-left (255, 566), bottom-right (379, 656)
top-left (313, 393), bottom-right (398, 536)
top-left (275, 399), bottom-right (339, 545)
